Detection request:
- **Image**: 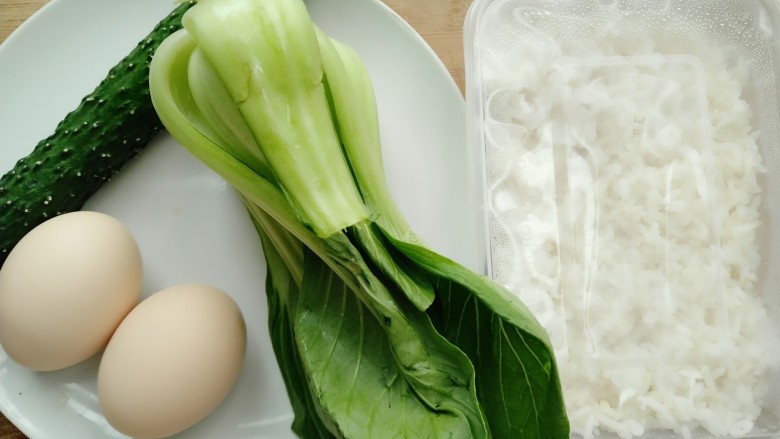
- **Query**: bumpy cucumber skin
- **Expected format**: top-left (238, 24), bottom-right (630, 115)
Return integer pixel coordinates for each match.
top-left (0, 1), bottom-right (193, 263)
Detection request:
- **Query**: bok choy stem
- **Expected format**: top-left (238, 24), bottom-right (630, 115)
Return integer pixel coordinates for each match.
top-left (182, 0), bottom-right (368, 238)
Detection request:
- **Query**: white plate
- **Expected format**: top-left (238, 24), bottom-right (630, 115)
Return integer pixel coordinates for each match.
top-left (0, 0), bottom-right (482, 437)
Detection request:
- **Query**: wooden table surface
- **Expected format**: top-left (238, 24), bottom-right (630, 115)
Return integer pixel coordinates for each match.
top-left (0, 0), bottom-right (469, 437)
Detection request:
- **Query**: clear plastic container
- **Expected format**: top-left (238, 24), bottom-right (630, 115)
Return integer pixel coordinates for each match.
top-left (464, 1), bottom-right (780, 438)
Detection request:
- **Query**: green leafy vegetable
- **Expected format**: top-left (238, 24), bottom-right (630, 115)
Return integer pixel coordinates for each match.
top-left (148, 0), bottom-right (570, 437)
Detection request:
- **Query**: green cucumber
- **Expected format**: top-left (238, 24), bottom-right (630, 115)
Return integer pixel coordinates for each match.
top-left (0, 1), bottom-right (194, 263)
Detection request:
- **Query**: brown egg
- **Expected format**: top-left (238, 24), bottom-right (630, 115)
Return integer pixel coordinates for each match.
top-left (97, 283), bottom-right (247, 439)
top-left (0, 211), bottom-right (143, 371)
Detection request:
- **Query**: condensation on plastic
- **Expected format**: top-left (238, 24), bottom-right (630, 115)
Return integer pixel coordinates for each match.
top-left (465, 0), bottom-right (780, 438)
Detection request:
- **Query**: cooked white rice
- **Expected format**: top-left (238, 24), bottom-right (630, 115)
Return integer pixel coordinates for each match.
top-left (480, 1), bottom-right (780, 438)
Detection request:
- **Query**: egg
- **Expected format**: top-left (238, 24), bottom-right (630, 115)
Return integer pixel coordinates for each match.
top-left (97, 283), bottom-right (246, 439)
top-left (0, 211), bottom-right (143, 371)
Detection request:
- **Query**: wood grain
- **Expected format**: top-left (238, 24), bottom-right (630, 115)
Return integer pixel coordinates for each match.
top-left (0, 0), bottom-right (469, 437)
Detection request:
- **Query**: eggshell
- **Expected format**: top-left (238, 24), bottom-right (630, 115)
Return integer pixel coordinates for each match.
top-left (0, 211), bottom-right (143, 371)
top-left (97, 283), bottom-right (246, 439)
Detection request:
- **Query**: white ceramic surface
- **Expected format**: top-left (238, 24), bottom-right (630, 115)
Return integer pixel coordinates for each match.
top-left (0, 0), bottom-right (480, 437)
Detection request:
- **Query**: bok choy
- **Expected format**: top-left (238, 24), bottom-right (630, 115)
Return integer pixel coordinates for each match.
top-left (148, 0), bottom-right (570, 437)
